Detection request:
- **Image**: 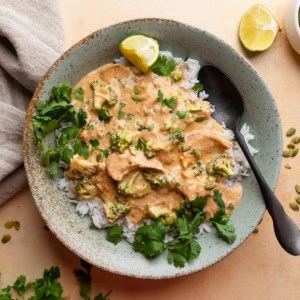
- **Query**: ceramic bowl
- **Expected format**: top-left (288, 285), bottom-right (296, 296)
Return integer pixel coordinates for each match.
top-left (286, 0), bottom-right (300, 54)
top-left (24, 19), bottom-right (282, 279)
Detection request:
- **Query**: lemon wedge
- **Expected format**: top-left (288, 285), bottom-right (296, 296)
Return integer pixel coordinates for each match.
top-left (239, 4), bottom-right (280, 52)
top-left (119, 35), bottom-right (159, 73)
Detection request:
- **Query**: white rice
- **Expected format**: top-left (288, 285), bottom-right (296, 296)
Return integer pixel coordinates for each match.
top-left (58, 52), bottom-right (257, 243)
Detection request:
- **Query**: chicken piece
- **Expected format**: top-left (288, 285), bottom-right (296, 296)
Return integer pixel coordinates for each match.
top-left (185, 130), bottom-right (233, 163)
top-left (106, 151), bottom-right (164, 181)
top-left (99, 64), bottom-right (130, 83)
top-left (92, 169), bottom-right (117, 203)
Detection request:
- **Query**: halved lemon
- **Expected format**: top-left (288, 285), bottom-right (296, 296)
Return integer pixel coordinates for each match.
top-left (119, 35), bottom-right (159, 73)
top-left (239, 4), bottom-right (280, 52)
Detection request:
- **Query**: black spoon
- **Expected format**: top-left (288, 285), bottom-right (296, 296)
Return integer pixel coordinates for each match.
top-left (198, 65), bottom-right (300, 255)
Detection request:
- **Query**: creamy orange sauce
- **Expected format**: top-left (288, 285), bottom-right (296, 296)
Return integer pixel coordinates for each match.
top-left (67, 63), bottom-right (242, 224)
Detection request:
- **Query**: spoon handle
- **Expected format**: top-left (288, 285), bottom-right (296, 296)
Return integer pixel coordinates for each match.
top-left (233, 128), bottom-right (300, 255)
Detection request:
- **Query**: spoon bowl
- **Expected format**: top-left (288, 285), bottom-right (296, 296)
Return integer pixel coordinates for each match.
top-left (199, 65), bottom-right (300, 255)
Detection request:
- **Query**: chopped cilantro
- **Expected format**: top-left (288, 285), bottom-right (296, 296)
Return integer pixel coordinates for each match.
top-left (98, 108), bottom-right (112, 124)
top-left (117, 102), bottom-right (134, 120)
top-left (89, 139), bottom-right (99, 150)
top-left (135, 138), bottom-right (156, 158)
top-left (169, 128), bottom-right (185, 143)
top-left (133, 212), bottom-right (204, 268)
top-left (137, 121), bottom-right (154, 131)
top-left (176, 110), bottom-right (187, 119)
top-left (106, 224), bottom-right (123, 245)
top-left (192, 82), bottom-right (204, 93)
top-left (32, 82), bottom-right (88, 176)
top-left (74, 259), bottom-right (111, 300)
top-left (157, 90), bottom-right (177, 109)
top-left (151, 55), bottom-right (176, 77)
top-left (73, 87), bottom-right (84, 101)
top-left (212, 222), bottom-right (236, 244)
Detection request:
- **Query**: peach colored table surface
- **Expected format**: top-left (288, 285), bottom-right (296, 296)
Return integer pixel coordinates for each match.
top-left (1, 0), bottom-right (300, 299)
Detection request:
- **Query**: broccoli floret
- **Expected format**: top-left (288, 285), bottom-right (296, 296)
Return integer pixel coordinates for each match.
top-left (143, 172), bottom-right (168, 189)
top-left (110, 131), bottom-right (132, 154)
top-left (171, 65), bottom-right (184, 82)
top-left (162, 212), bottom-right (178, 225)
top-left (135, 138), bottom-right (156, 158)
top-left (75, 177), bottom-right (99, 200)
top-left (103, 202), bottom-right (131, 222)
top-left (117, 171), bottom-right (151, 197)
top-left (191, 161), bottom-right (206, 176)
top-left (206, 154), bottom-right (233, 177)
top-left (169, 128), bottom-right (185, 144)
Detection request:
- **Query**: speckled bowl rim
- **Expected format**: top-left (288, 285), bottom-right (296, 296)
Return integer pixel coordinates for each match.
top-left (24, 18), bottom-right (282, 279)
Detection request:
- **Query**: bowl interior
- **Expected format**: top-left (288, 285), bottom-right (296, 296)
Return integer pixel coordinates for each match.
top-left (24, 19), bottom-right (282, 279)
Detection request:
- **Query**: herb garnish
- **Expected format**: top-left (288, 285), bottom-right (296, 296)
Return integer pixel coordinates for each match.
top-left (135, 138), bottom-right (156, 158)
top-left (73, 87), bottom-right (84, 101)
top-left (133, 212), bottom-right (204, 268)
top-left (74, 259), bottom-right (111, 300)
top-left (117, 102), bottom-right (134, 120)
top-left (157, 90), bottom-right (177, 109)
top-left (98, 108), bottom-right (112, 124)
top-left (137, 121), bottom-right (154, 131)
top-left (32, 82), bottom-right (89, 176)
top-left (169, 128), bottom-right (185, 143)
top-left (192, 82), bottom-right (204, 93)
top-left (210, 190), bottom-right (237, 244)
top-left (0, 266), bottom-right (63, 299)
top-left (151, 55), bottom-right (176, 77)
top-left (106, 224), bottom-right (123, 245)
top-left (176, 110), bottom-right (187, 119)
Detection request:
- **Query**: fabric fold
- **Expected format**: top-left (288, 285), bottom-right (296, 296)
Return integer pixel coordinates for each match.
top-left (0, 0), bottom-right (65, 205)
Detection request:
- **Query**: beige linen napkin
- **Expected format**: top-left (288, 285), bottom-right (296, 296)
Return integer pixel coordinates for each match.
top-left (0, 0), bottom-right (65, 205)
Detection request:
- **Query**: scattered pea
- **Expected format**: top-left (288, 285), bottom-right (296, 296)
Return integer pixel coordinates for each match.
top-left (295, 184), bottom-right (300, 195)
top-left (133, 85), bottom-right (141, 95)
top-left (253, 228), bottom-right (259, 234)
top-left (4, 221), bottom-right (15, 229)
top-left (282, 149), bottom-right (292, 157)
top-left (192, 148), bottom-right (202, 159)
top-left (131, 95), bottom-right (145, 102)
top-left (14, 221), bottom-right (20, 231)
top-left (284, 164), bottom-right (292, 169)
top-left (287, 144), bottom-right (295, 149)
top-left (291, 148), bottom-right (299, 157)
top-left (182, 144), bottom-right (191, 152)
top-left (286, 128), bottom-right (296, 137)
top-left (289, 202), bottom-right (299, 211)
top-left (1, 234), bottom-right (11, 244)
top-left (291, 136), bottom-right (300, 144)
top-left (296, 197), bottom-right (300, 205)
top-left (204, 182), bottom-right (217, 190)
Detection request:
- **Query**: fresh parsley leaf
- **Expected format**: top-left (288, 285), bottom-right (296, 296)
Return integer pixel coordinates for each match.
top-left (192, 82), bottom-right (204, 93)
top-left (135, 138), bottom-right (144, 151)
top-left (98, 108), bottom-right (112, 124)
top-left (151, 55), bottom-right (176, 77)
top-left (119, 102), bottom-right (126, 110)
top-left (118, 110), bottom-right (125, 120)
top-left (212, 222), bottom-right (236, 244)
top-left (191, 196), bottom-right (207, 213)
top-left (100, 149), bottom-right (109, 158)
top-left (61, 147), bottom-right (74, 165)
top-left (176, 110), bottom-right (187, 119)
top-left (74, 259), bottom-right (92, 300)
top-left (157, 90), bottom-right (177, 109)
top-left (106, 224), bottom-right (123, 245)
top-left (78, 109), bottom-right (87, 128)
top-left (169, 128), bottom-right (185, 143)
top-left (210, 190), bottom-right (226, 223)
top-left (137, 122), bottom-right (154, 131)
top-left (133, 221), bottom-right (168, 259)
top-left (73, 87), bottom-right (84, 101)
top-left (32, 266), bottom-right (63, 300)
top-left (73, 140), bottom-right (89, 159)
top-left (89, 139), bottom-right (99, 150)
